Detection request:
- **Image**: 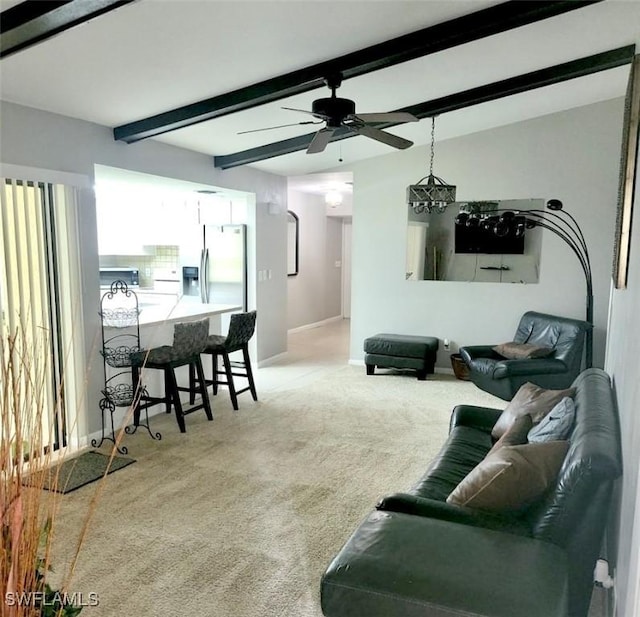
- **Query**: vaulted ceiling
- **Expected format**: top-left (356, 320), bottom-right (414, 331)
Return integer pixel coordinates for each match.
top-left (1, 0), bottom-right (638, 177)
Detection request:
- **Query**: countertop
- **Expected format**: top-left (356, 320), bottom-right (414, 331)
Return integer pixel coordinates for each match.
top-left (137, 301), bottom-right (242, 326)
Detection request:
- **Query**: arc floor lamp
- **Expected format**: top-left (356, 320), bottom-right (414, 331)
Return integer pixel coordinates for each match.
top-left (455, 199), bottom-right (593, 368)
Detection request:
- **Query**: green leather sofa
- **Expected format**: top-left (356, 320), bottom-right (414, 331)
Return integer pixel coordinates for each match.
top-left (321, 369), bottom-right (621, 617)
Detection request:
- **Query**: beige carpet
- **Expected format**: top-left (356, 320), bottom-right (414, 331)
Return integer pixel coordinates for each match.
top-left (50, 367), bottom-right (505, 616)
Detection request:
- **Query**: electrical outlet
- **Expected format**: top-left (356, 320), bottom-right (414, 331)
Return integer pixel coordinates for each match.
top-left (443, 338), bottom-right (450, 351)
top-left (145, 267), bottom-right (151, 277)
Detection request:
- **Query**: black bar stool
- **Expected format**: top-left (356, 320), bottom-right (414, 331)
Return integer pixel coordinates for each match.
top-left (131, 318), bottom-right (213, 433)
top-left (189, 311), bottom-right (257, 410)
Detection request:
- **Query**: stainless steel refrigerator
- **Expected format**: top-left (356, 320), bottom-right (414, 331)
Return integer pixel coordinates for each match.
top-left (182, 224), bottom-right (247, 310)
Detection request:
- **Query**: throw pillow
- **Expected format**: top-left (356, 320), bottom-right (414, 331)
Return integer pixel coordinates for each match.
top-left (493, 341), bottom-right (554, 360)
top-left (487, 414), bottom-right (533, 457)
top-left (446, 441), bottom-right (569, 512)
top-left (528, 397), bottom-right (576, 443)
top-left (491, 382), bottom-right (576, 440)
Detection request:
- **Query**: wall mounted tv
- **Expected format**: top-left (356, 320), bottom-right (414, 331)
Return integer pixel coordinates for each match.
top-left (455, 223), bottom-right (525, 254)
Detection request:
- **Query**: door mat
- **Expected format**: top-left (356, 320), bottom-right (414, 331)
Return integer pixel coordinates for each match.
top-left (28, 451), bottom-right (136, 494)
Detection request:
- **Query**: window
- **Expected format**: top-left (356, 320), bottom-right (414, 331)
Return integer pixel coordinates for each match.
top-left (0, 178), bottom-right (85, 454)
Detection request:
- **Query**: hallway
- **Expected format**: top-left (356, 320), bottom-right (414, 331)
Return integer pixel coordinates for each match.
top-left (255, 319), bottom-right (351, 393)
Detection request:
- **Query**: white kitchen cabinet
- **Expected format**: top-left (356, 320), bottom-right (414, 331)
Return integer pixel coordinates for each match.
top-left (98, 196), bottom-right (199, 253)
top-left (96, 199), bottom-right (146, 254)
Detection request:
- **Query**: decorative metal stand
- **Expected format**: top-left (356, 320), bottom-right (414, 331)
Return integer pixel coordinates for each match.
top-left (93, 280), bottom-right (161, 454)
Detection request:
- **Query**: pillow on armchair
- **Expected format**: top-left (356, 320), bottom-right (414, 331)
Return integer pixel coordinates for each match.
top-left (492, 342), bottom-right (554, 359)
top-left (491, 382), bottom-right (576, 440)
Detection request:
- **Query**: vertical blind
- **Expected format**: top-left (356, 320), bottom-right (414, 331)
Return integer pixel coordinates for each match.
top-left (0, 178), bottom-right (86, 454)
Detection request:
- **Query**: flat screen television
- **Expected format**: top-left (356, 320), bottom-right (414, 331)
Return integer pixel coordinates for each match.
top-left (455, 224), bottom-right (525, 254)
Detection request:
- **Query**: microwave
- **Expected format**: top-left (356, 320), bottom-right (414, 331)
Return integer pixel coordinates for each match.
top-left (99, 267), bottom-right (140, 289)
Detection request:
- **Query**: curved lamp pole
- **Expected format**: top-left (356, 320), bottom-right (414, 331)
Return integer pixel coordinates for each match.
top-left (455, 199), bottom-right (593, 368)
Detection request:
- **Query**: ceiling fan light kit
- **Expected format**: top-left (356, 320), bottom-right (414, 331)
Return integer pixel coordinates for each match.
top-left (408, 116), bottom-right (456, 214)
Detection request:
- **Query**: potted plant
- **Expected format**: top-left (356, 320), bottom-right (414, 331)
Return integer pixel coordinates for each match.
top-left (1, 326), bottom-right (83, 616)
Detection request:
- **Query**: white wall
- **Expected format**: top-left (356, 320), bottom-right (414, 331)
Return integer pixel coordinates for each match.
top-left (604, 140), bottom-right (640, 617)
top-left (0, 101), bottom-right (288, 434)
top-left (347, 98), bottom-right (624, 370)
top-left (287, 189), bottom-right (343, 329)
top-left (344, 95), bottom-right (640, 615)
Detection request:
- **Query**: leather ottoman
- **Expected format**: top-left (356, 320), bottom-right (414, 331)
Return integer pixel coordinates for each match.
top-left (364, 333), bottom-right (439, 380)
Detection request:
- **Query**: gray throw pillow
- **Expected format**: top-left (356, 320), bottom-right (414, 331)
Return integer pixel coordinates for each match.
top-left (491, 382), bottom-right (576, 440)
top-left (528, 397), bottom-right (575, 443)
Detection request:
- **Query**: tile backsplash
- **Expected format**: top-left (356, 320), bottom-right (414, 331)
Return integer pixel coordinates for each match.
top-left (99, 245), bottom-right (179, 288)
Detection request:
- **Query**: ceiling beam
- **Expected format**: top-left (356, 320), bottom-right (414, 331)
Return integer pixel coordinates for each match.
top-left (113, 0), bottom-right (603, 144)
top-left (0, 0), bottom-right (137, 59)
top-left (213, 45), bottom-right (635, 170)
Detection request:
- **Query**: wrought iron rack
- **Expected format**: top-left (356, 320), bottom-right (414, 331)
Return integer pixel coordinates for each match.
top-left (94, 280), bottom-right (161, 454)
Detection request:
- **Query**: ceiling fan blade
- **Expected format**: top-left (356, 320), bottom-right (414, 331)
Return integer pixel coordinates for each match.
top-left (353, 112), bottom-right (419, 123)
top-left (352, 124), bottom-right (413, 150)
top-left (307, 128), bottom-right (334, 154)
top-left (282, 106), bottom-right (329, 121)
top-left (237, 120), bottom-right (321, 135)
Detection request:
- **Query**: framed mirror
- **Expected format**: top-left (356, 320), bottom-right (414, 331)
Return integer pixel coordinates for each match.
top-left (287, 210), bottom-right (299, 276)
top-left (406, 199), bottom-right (543, 283)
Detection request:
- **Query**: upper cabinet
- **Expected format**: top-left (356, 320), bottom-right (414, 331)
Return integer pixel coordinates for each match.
top-left (96, 183), bottom-right (198, 254)
top-left (96, 195), bottom-right (145, 255)
top-left (197, 193), bottom-right (247, 226)
top-left (95, 177), bottom-right (249, 255)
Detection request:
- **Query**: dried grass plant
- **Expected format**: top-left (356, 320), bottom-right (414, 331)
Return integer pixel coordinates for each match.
top-left (0, 324), bottom-right (120, 617)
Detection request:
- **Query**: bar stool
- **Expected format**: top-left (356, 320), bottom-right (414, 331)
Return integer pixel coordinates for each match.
top-left (130, 318), bottom-right (213, 433)
top-left (189, 311), bottom-right (257, 410)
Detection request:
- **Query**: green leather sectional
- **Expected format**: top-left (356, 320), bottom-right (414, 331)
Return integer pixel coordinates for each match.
top-left (321, 368), bottom-right (621, 617)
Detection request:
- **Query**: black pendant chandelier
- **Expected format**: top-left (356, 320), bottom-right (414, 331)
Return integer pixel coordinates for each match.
top-left (407, 116), bottom-right (456, 214)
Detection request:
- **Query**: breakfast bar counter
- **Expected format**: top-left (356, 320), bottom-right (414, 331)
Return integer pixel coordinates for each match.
top-left (137, 301), bottom-right (242, 326)
top-left (100, 300), bottom-right (244, 439)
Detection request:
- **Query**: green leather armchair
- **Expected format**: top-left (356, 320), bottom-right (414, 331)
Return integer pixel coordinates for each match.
top-left (459, 311), bottom-right (591, 401)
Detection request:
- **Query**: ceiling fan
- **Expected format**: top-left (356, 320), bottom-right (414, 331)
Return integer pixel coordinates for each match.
top-left (239, 73), bottom-right (419, 154)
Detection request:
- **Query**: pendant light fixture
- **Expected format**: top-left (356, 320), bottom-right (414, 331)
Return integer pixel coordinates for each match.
top-left (407, 116), bottom-right (456, 214)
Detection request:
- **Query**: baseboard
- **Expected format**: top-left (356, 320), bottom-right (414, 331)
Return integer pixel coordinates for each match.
top-left (257, 351), bottom-right (288, 368)
top-left (435, 367), bottom-right (455, 375)
top-left (288, 315), bottom-right (343, 334)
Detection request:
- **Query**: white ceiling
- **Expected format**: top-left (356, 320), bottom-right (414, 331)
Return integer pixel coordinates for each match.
top-left (1, 0), bottom-right (639, 179)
